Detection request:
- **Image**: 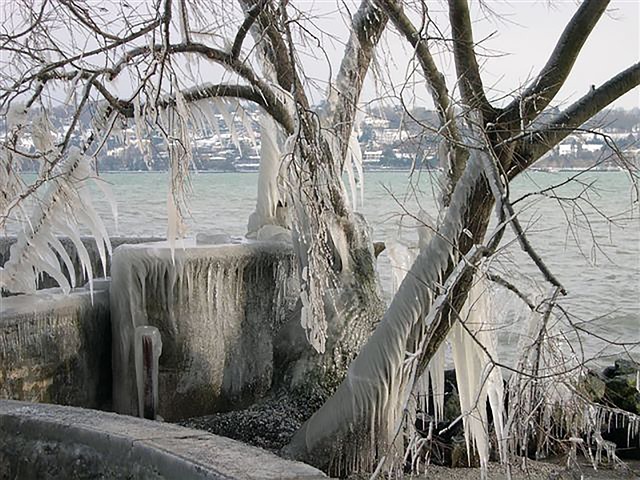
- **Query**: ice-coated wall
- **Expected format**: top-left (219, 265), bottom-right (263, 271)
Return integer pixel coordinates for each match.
top-left (0, 282), bottom-right (111, 409)
top-left (111, 239), bottom-right (297, 421)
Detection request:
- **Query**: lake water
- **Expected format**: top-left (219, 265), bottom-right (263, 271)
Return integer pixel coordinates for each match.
top-left (20, 170), bottom-right (640, 365)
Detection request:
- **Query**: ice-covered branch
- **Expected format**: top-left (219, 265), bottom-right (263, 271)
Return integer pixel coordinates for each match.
top-left (502, 0), bottom-right (610, 128)
top-left (510, 62), bottom-right (640, 177)
top-left (284, 150), bottom-right (496, 472)
top-left (1, 15), bottom-right (162, 107)
top-left (231, 1), bottom-right (264, 60)
top-left (0, 148), bottom-right (113, 296)
top-left (447, 0), bottom-right (493, 115)
top-left (325, 0), bottom-right (387, 158)
top-left (480, 143), bottom-right (567, 295)
top-left (487, 273), bottom-right (536, 311)
top-left (238, 0), bottom-right (297, 93)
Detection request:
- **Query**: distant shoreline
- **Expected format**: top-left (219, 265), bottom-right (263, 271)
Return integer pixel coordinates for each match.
top-left (90, 166), bottom-right (627, 174)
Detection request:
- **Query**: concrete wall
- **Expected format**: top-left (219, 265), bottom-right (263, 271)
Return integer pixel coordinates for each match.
top-left (0, 400), bottom-right (325, 480)
top-left (0, 283), bottom-right (111, 410)
top-left (2, 236), bottom-right (299, 423)
top-left (0, 236), bottom-right (159, 409)
top-left (111, 240), bottom-right (298, 421)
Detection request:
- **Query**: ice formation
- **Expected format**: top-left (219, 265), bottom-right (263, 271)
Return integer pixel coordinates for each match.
top-left (1, 148), bottom-right (113, 295)
top-left (386, 217), bottom-right (447, 425)
top-left (247, 114), bottom-right (285, 237)
top-left (134, 326), bottom-right (163, 420)
top-left (110, 241), bottom-right (298, 420)
top-left (285, 153), bottom-right (505, 474)
top-left (449, 273), bottom-right (506, 472)
top-left (344, 131), bottom-right (365, 209)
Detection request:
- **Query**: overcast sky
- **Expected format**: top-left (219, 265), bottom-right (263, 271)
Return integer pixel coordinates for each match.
top-left (299, 0), bottom-right (639, 110)
top-left (2, 1), bottom-right (637, 111)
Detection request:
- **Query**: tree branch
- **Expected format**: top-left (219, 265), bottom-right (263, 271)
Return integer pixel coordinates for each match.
top-left (231, 1), bottom-right (264, 59)
top-left (447, 0), bottom-right (493, 116)
top-left (58, 0), bottom-right (122, 41)
top-left (510, 62), bottom-right (640, 177)
top-left (326, 0), bottom-right (387, 158)
top-left (238, 0), bottom-right (301, 100)
top-left (502, 0), bottom-right (610, 127)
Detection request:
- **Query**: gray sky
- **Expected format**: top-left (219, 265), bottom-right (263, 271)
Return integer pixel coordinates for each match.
top-left (300, 0), bottom-right (639, 110)
top-left (2, 0), bottom-right (637, 111)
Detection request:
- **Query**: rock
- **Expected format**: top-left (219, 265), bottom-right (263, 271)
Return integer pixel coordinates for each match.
top-left (600, 358), bottom-right (640, 414)
top-left (597, 358), bottom-right (640, 459)
top-left (614, 359), bottom-right (639, 376)
top-left (578, 370), bottom-right (607, 402)
top-left (450, 435), bottom-right (479, 468)
top-left (603, 358), bottom-right (639, 379)
top-left (604, 374), bottom-right (640, 414)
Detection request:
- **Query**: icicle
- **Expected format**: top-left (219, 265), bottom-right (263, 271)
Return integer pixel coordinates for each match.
top-left (7, 102), bottom-right (27, 129)
top-left (93, 177), bottom-right (119, 234)
top-left (1, 147), bottom-right (110, 296)
top-left (449, 272), bottom-right (506, 475)
top-left (32, 111), bottom-right (54, 153)
top-left (212, 98), bottom-right (241, 153)
top-left (238, 106), bottom-right (258, 149)
top-left (200, 100), bottom-right (223, 144)
top-left (344, 149), bottom-right (357, 209)
top-left (167, 191), bottom-right (179, 264)
top-left (428, 346), bottom-right (445, 424)
top-left (386, 240), bottom-right (416, 294)
top-left (247, 113), bottom-right (283, 236)
top-left (348, 132), bottom-right (365, 207)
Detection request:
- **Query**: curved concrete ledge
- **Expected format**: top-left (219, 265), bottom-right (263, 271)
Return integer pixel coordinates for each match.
top-left (0, 400), bottom-right (325, 479)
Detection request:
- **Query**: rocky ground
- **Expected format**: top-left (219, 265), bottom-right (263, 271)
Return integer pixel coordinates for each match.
top-left (181, 357), bottom-right (640, 479)
top-left (348, 459), bottom-right (640, 479)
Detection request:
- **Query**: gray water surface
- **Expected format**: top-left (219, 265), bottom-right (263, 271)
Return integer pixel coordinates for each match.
top-left (26, 169), bottom-right (640, 365)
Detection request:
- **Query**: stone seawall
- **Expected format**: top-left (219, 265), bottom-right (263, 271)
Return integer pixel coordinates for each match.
top-left (1, 237), bottom-right (299, 422)
top-left (0, 283), bottom-right (111, 410)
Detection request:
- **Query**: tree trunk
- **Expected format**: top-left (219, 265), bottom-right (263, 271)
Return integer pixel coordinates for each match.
top-left (284, 151), bottom-right (496, 473)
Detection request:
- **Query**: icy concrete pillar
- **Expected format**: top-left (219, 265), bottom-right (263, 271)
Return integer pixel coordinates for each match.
top-left (135, 326), bottom-right (162, 420)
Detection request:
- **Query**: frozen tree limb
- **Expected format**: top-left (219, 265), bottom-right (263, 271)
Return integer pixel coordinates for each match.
top-left (325, 0), bottom-right (387, 158)
top-left (511, 62), bottom-right (640, 177)
top-left (231, 1), bottom-right (264, 60)
top-left (447, 0), bottom-right (493, 116)
top-left (503, 0), bottom-right (610, 127)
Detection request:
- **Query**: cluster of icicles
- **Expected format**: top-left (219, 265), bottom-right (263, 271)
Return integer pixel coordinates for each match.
top-left (0, 102), bottom-right (118, 296)
top-left (385, 214), bottom-right (639, 478)
top-left (0, 148), bottom-right (115, 296)
top-left (386, 215), bottom-right (505, 476)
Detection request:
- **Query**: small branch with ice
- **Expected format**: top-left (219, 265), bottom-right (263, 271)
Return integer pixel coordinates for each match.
top-left (480, 139), bottom-right (567, 295)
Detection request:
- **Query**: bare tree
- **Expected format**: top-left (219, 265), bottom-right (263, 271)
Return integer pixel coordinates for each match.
top-left (0, 0), bottom-right (638, 476)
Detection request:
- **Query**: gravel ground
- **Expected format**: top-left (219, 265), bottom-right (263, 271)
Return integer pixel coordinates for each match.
top-left (348, 460), bottom-right (640, 479)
